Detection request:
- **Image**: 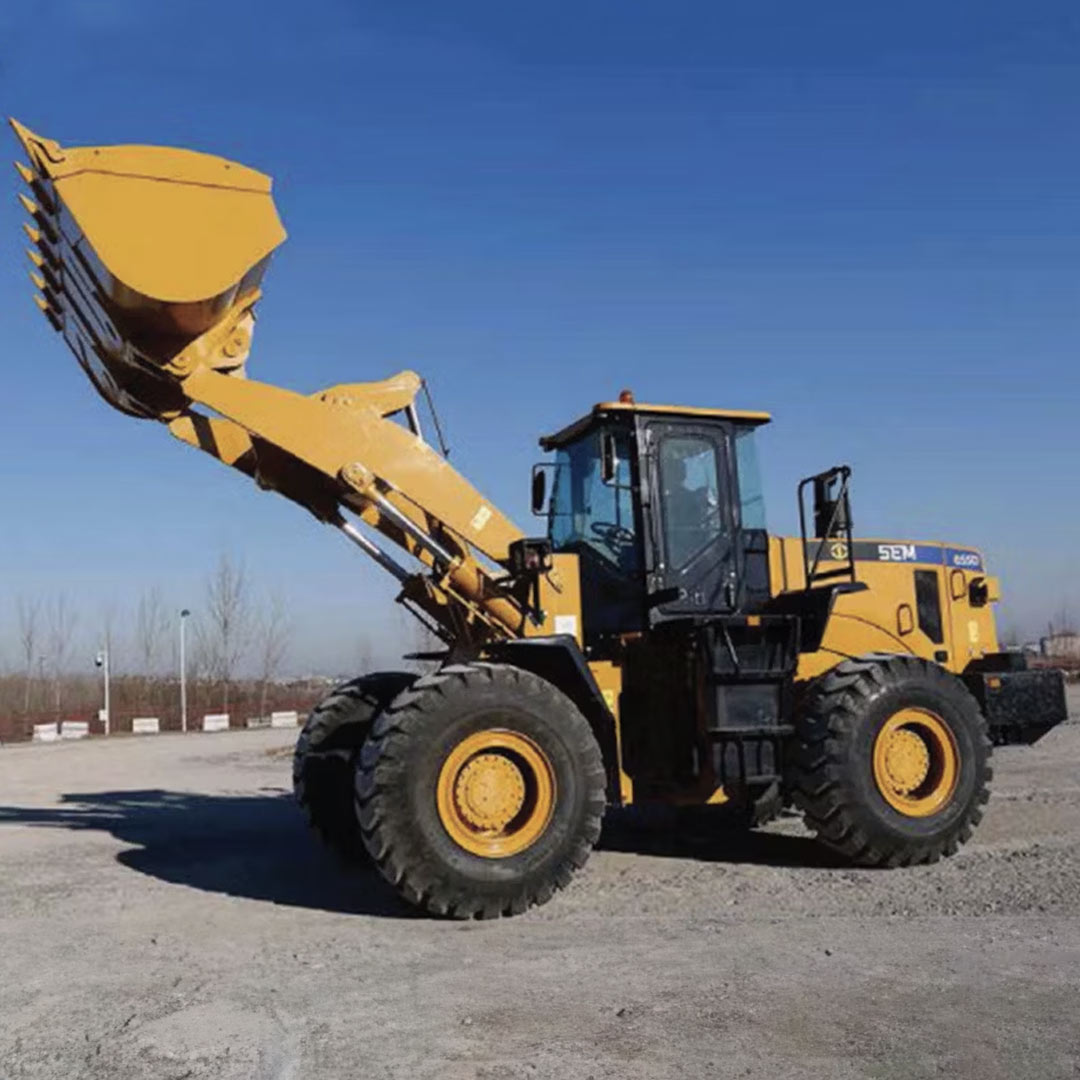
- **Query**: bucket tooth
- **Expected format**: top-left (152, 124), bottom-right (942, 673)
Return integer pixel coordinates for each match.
top-left (33, 293), bottom-right (63, 332)
top-left (15, 160), bottom-right (57, 214)
top-left (22, 224), bottom-right (59, 269)
top-left (22, 222), bottom-right (58, 254)
top-left (29, 270), bottom-right (45, 291)
top-left (34, 237), bottom-right (60, 268)
top-left (17, 188), bottom-right (59, 244)
top-left (25, 205), bottom-right (58, 244)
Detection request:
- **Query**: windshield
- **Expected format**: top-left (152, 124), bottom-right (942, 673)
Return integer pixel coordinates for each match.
top-left (548, 429), bottom-right (639, 575)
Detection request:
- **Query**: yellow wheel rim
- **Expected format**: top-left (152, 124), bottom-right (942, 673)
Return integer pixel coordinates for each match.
top-left (872, 708), bottom-right (959, 817)
top-left (436, 729), bottom-right (556, 858)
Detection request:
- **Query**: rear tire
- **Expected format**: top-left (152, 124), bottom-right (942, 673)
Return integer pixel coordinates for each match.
top-left (293, 672), bottom-right (415, 863)
top-left (792, 655), bottom-right (992, 866)
top-left (356, 662), bottom-right (606, 918)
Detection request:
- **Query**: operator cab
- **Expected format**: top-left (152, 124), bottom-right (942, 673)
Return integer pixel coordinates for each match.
top-left (537, 393), bottom-right (773, 651)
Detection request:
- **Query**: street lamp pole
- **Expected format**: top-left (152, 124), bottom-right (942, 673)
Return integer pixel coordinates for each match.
top-left (95, 647), bottom-right (110, 736)
top-left (179, 609), bottom-right (190, 733)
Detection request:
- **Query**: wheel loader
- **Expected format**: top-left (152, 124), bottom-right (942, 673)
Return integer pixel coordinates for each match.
top-left (10, 120), bottom-right (1069, 918)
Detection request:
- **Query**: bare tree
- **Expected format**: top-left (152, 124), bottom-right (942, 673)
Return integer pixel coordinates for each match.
top-left (254, 591), bottom-right (291, 719)
top-left (45, 594), bottom-right (79, 717)
top-left (202, 554), bottom-right (251, 713)
top-left (16, 596), bottom-right (41, 714)
top-left (135, 587), bottom-right (168, 704)
top-left (136, 588), bottom-right (168, 675)
top-left (1049, 603), bottom-right (1076, 639)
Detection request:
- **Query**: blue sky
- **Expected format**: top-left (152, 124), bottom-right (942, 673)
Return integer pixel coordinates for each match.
top-left (1, 0), bottom-right (1077, 673)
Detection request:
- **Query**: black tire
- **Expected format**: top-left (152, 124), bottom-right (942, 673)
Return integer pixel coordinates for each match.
top-left (792, 655), bottom-right (992, 867)
top-left (356, 662), bottom-right (606, 918)
top-left (293, 671), bottom-right (415, 863)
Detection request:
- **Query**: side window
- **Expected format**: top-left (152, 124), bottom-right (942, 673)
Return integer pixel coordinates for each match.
top-left (734, 427), bottom-right (767, 530)
top-left (915, 570), bottom-right (944, 645)
top-left (658, 435), bottom-right (725, 570)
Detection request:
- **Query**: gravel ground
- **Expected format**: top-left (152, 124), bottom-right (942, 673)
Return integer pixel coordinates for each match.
top-left (1, 686), bottom-right (1078, 1080)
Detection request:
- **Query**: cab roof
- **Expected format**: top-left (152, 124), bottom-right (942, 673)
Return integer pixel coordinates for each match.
top-left (539, 400), bottom-right (771, 450)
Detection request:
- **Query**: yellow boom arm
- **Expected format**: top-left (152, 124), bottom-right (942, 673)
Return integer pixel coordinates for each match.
top-left (10, 119), bottom-right (555, 645)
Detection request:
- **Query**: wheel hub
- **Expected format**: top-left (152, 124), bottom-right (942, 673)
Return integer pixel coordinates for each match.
top-left (881, 727), bottom-right (931, 794)
top-left (453, 752), bottom-right (526, 831)
top-left (435, 728), bottom-right (557, 858)
top-left (871, 707), bottom-right (960, 818)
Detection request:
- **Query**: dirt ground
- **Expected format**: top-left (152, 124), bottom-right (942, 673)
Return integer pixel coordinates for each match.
top-left (1, 687), bottom-right (1078, 1080)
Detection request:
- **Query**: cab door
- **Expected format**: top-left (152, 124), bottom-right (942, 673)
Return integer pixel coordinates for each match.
top-left (644, 421), bottom-right (738, 620)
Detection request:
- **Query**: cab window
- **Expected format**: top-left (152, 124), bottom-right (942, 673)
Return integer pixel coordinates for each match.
top-left (734, 426), bottom-right (767, 530)
top-left (658, 435), bottom-right (724, 570)
top-left (549, 430), bottom-right (639, 575)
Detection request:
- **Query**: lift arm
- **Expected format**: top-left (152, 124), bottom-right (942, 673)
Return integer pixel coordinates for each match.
top-left (10, 119), bottom-right (559, 646)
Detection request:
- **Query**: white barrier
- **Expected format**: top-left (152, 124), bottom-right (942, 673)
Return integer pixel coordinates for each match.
top-left (60, 721), bottom-right (89, 740)
top-left (32, 722), bottom-right (59, 743)
top-left (270, 710), bottom-right (300, 729)
top-left (132, 717), bottom-right (160, 735)
top-left (202, 713), bottom-right (230, 733)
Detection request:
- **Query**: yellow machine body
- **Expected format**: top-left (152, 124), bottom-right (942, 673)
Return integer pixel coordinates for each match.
top-left (769, 537), bottom-right (1000, 680)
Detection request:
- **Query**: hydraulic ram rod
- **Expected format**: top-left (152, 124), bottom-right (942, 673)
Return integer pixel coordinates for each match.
top-left (335, 517), bottom-right (412, 584)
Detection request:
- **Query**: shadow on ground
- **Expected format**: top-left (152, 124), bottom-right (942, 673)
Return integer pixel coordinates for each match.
top-left (598, 806), bottom-right (846, 869)
top-left (0, 788), bottom-right (416, 919)
top-left (0, 790), bottom-right (842, 918)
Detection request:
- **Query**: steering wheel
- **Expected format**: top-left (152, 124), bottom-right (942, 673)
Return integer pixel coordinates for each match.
top-left (590, 521), bottom-right (635, 547)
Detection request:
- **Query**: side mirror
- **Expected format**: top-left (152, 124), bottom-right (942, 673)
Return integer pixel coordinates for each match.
top-left (600, 431), bottom-right (618, 485)
top-left (813, 472), bottom-right (850, 539)
top-left (531, 465), bottom-right (548, 515)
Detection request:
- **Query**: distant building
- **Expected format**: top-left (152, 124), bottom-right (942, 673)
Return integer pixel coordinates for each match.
top-left (1041, 632), bottom-right (1080, 661)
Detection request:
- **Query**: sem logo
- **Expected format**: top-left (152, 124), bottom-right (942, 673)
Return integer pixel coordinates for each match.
top-left (829, 541), bottom-right (849, 560)
top-left (878, 543), bottom-right (916, 562)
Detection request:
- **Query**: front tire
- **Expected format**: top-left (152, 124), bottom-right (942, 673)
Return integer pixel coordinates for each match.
top-left (792, 655), bottom-right (992, 867)
top-left (356, 662), bottom-right (606, 918)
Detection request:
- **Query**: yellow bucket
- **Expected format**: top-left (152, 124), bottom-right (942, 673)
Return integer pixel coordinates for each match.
top-left (11, 119), bottom-right (286, 409)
